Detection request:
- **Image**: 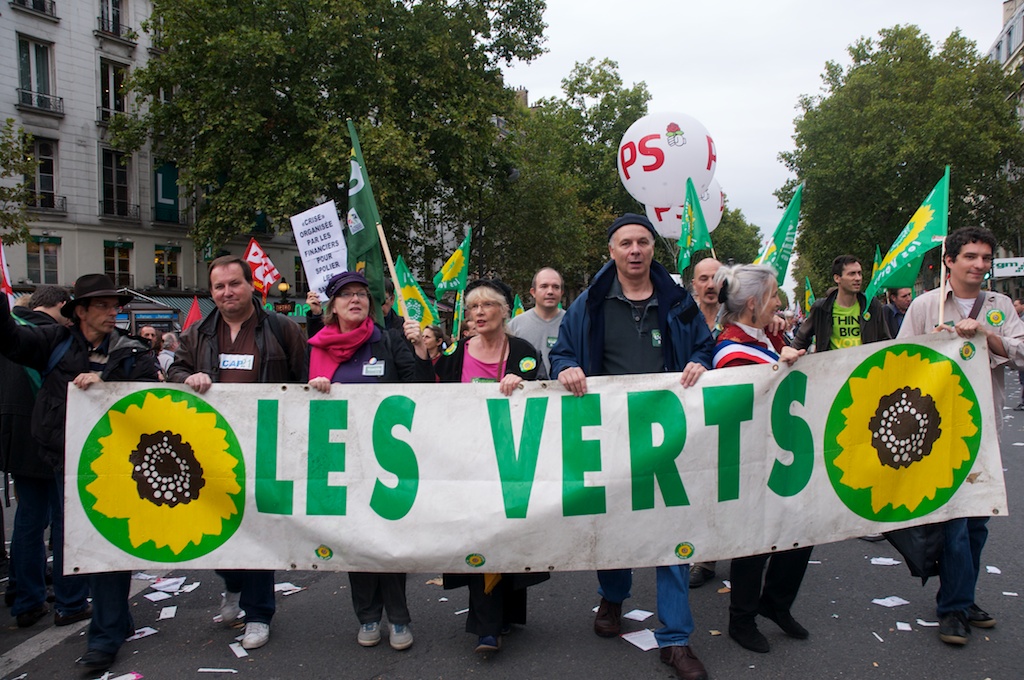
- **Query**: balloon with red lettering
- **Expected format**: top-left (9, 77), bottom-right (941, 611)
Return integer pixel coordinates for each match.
top-left (617, 112), bottom-right (717, 207)
top-left (644, 179), bottom-right (724, 240)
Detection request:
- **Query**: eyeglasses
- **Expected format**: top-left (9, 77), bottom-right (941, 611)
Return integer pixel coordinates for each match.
top-left (90, 301), bottom-right (122, 312)
top-left (467, 301), bottom-right (501, 313)
top-left (336, 290), bottom-right (369, 300)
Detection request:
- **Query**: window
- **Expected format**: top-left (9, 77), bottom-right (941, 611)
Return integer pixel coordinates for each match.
top-left (18, 36), bottom-right (53, 109)
top-left (99, 59), bottom-right (126, 121)
top-left (27, 237), bottom-right (59, 284)
top-left (104, 240), bottom-right (132, 287)
top-left (294, 256), bottom-right (309, 294)
top-left (99, 0), bottom-right (122, 35)
top-left (26, 139), bottom-right (57, 209)
top-left (154, 246), bottom-right (180, 289)
top-left (101, 149), bottom-right (132, 217)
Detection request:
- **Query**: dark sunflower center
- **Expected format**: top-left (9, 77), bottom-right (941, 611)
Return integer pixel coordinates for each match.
top-left (130, 431), bottom-right (206, 507)
top-left (869, 387), bottom-right (941, 469)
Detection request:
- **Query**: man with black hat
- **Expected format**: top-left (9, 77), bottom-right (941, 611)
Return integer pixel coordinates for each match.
top-left (0, 274), bottom-right (160, 671)
top-left (168, 255), bottom-right (308, 652)
top-left (549, 214), bottom-right (713, 680)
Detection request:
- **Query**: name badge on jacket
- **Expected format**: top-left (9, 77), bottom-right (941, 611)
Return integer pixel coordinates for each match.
top-left (363, 361), bottom-right (385, 377)
top-left (219, 353), bottom-right (254, 370)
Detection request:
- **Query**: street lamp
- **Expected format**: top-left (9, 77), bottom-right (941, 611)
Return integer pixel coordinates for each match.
top-left (273, 277), bottom-right (294, 314)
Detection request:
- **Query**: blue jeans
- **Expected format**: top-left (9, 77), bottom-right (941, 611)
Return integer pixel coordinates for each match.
top-left (598, 565), bottom-right (694, 647)
top-left (10, 474), bottom-right (89, 617)
top-left (216, 570), bottom-right (276, 624)
top-left (87, 571), bottom-right (133, 654)
top-left (936, 517), bottom-right (989, 615)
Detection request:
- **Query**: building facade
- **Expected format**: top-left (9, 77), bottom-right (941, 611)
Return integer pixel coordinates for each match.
top-left (989, 0), bottom-right (1024, 128)
top-left (3, 0), bottom-right (303, 319)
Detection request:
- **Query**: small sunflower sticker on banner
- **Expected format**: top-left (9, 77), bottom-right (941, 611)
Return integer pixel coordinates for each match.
top-left (674, 543), bottom-right (695, 560)
top-left (960, 342), bottom-right (976, 361)
top-left (315, 545), bottom-right (334, 560)
top-left (824, 344), bottom-right (981, 521)
top-left (79, 389), bottom-right (245, 561)
top-left (465, 553), bottom-right (486, 568)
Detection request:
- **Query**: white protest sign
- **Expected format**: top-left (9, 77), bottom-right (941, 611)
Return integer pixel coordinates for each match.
top-left (290, 201), bottom-right (347, 300)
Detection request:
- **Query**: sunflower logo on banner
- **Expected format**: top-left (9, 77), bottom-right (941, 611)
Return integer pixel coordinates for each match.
top-left (824, 344), bottom-right (981, 521)
top-left (79, 390), bottom-right (245, 561)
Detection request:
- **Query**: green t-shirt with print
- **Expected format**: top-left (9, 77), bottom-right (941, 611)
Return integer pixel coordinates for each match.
top-left (830, 301), bottom-right (862, 350)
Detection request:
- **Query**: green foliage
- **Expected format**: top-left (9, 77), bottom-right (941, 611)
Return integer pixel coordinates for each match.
top-left (112, 0), bottom-right (547, 255)
top-left (780, 25), bottom-right (1024, 283)
top-left (0, 118), bottom-right (37, 245)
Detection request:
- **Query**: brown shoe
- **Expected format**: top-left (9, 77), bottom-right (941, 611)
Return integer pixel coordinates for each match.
top-left (659, 645), bottom-right (708, 680)
top-left (593, 598), bottom-right (622, 637)
top-left (55, 603), bottom-right (92, 626)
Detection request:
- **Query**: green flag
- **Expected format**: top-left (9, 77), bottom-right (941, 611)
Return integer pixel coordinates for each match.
top-left (865, 166), bottom-right (950, 301)
top-left (803, 276), bottom-right (815, 314)
top-left (512, 294), bottom-right (525, 318)
top-left (394, 255), bottom-right (439, 329)
top-left (443, 289), bottom-right (465, 356)
top-left (870, 245), bottom-right (882, 287)
top-left (754, 183), bottom-right (803, 285)
top-left (676, 178), bottom-right (713, 272)
top-left (434, 231), bottom-right (471, 294)
top-left (346, 119), bottom-right (386, 325)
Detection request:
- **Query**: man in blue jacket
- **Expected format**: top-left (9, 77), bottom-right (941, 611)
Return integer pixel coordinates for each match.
top-left (549, 214), bottom-right (713, 680)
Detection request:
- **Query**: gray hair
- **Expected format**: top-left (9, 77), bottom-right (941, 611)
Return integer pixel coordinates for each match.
top-left (714, 264), bottom-right (778, 326)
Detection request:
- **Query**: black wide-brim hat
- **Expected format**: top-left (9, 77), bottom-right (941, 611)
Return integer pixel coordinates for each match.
top-left (61, 273), bottom-right (135, 318)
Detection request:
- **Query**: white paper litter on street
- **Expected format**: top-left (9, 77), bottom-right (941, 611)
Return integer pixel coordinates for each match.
top-left (807, 560), bottom-right (822, 565)
top-left (1003, 591), bottom-right (1019, 597)
top-left (131, 572), bottom-right (157, 581)
top-left (454, 608), bottom-right (469, 615)
top-left (621, 628), bottom-right (659, 651)
top-left (623, 609), bottom-right (654, 622)
top-left (180, 582), bottom-right (201, 593)
top-left (438, 597), bottom-right (448, 602)
top-left (896, 622), bottom-right (912, 631)
top-left (151, 577), bottom-right (186, 593)
top-left (198, 669), bottom-right (238, 674)
top-left (872, 632), bottom-right (884, 642)
top-left (125, 626), bottom-right (158, 641)
top-left (916, 619), bottom-right (939, 627)
top-left (229, 642), bottom-right (248, 658)
top-left (274, 582), bottom-right (300, 592)
top-left (872, 596), bottom-right (910, 608)
top-left (987, 566), bottom-right (1001, 574)
top-left (158, 606), bottom-right (177, 620)
top-left (870, 557), bottom-right (901, 566)
top-left (143, 591), bottom-right (172, 603)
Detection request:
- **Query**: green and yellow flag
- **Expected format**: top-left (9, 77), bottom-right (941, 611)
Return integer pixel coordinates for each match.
top-left (869, 245), bottom-right (882, 289)
top-left (803, 276), bottom-right (815, 314)
top-left (394, 255), bottom-right (439, 329)
top-left (434, 231), bottom-right (471, 294)
top-left (754, 183), bottom-right (803, 285)
top-left (346, 119), bottom-right (386, 325)
top-left (865, 166), bottom-right (949, 301)
top-left (443, 289), bottom-right (465, 356)
top-left (676, 178), bottom-right (713, 272)
top-left (512, 294), bottom-right (525, 318)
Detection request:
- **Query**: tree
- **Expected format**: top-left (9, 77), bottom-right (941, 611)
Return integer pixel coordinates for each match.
top-left (0, 118), bottom-right (38, 245)
top-left (112, 0), bottom-right (546, 260)
top-left (779, 25), bottom-right (1024, 283)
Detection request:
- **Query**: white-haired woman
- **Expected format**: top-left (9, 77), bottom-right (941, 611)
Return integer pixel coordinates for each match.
top-left (433, 279), bottom-right (547, 654)
top-left (712, 264), bottom-right (809, 654)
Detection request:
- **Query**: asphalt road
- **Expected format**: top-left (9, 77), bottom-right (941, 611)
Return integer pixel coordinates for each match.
top-left (2, 383), bottom-right (1023, 680)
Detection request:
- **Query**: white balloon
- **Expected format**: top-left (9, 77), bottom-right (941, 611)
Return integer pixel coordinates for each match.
top-left (618, 112), bottom-right (717, 207)
top-left (645, 179), bottom-right (724, 240)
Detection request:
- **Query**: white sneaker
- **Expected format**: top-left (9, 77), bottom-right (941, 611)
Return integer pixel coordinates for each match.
top-left (241, 622), bottom-right (270, 650)
top-left (358, 621), bottom-right (381, 647)
top-left (219, 591), bottom-right (241, 627)
top-left (389, 623), bottom-right (413, 650)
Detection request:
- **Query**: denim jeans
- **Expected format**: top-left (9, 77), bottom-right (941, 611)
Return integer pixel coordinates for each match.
top-left (87, 571), bottom-right (133, 654)
top-left (217, 570), bottom-right (276, 624)
top-left (10, 474), bottom-right (89, 617)
top-left (936, 517), bottom-right (989, 615)
top-left (598, 565), bottom-right (694, 646)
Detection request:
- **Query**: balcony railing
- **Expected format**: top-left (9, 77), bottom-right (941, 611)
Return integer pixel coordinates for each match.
top-left (96, 106), bottom-right (126, 124)
top-left (17, 89), bottom-right (64, 115)
top-left (153, 207), bottom-right (190, 225)
top-left (99, 200), bottom-right (140, 220)
top-left (155, 274), bottom-right (182, 290)
top-left (11, 0), bottom-right (58, 19)
top-left (96, 17), bottom-right (135, 42)
top-left (28, 194), bottom-right (66, 213)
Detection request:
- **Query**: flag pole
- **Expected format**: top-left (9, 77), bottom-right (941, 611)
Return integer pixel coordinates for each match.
top-left (375, 222), bottom-right (407, 318)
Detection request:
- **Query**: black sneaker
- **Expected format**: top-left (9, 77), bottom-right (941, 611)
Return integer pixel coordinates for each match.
top-left (966, 604), bottom-right (996, 628)
top-left (938, 611), bottom-right (970, 645)
top-left (688, 564), bottom-right (715, 588)
top-left (16, 604), bottom-right (49, 628)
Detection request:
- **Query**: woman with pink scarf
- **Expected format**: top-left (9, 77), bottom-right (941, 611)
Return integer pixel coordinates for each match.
top-left (307, 270), bottom-right (432, 651)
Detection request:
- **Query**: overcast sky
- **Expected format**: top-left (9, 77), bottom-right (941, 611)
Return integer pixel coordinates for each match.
top-left (501, 0), bottom-right (1003, 288)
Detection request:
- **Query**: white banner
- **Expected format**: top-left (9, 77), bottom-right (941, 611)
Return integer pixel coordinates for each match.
top-left (64, 335), bottom-right (1005, 575)
top-left (290, 201), bottom-right (347, 300)
top-left (993, 257), bottom-right (1024, 279)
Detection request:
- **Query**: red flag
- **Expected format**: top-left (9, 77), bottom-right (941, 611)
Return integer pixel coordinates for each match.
top-left (0, 241), bottom-right (14, 308)
top-left (242, 237), bottom-right (281, 303)
top-left (183, 296), bottom-right (202, 330)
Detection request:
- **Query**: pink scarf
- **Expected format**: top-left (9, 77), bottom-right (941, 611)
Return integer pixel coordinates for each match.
top-left (308, 316), bottom-right (375, 380)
